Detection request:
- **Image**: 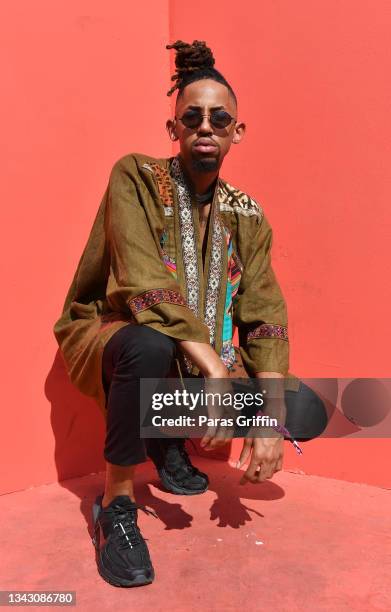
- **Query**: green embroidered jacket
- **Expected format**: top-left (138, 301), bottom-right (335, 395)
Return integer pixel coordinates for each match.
top-left (53, 152), bottom-right (289, 419)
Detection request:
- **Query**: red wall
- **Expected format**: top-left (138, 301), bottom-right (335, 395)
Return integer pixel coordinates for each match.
top-left (169, 0), bottom-right (391, 488)
top-left (1, 1), bottom-right (390, 494)
top-left (0, 0), bottom-right (171, 495)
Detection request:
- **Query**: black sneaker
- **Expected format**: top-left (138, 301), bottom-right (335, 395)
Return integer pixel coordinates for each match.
top-left (91, 494), bottom-right (156, 587)
top-left (145, 438), bottom-right (209, 495)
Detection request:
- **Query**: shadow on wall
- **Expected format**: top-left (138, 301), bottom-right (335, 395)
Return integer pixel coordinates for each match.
top-left (45, 350), bottom-right (107, 483)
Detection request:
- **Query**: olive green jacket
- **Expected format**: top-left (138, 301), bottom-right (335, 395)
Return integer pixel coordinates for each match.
top-left (53, 152), bottom-right (289, 419)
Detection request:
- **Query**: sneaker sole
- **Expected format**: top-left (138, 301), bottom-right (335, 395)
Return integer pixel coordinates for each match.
top-left (92, 497), bottom-right (154, 588)
top-left (157, 468), bottom-right (209, 495)
top-left (96, 554), bottom-right (155, 588)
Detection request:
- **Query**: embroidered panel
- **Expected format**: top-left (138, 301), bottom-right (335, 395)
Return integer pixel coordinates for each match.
top-left (222, 227), bottom-right (243, 315)
top-left (169, 156), bottom-right (200, 317)
top-left (230, 251), bottom-right (242, 303)
top-left (148, 162), bottom-right (175, 208)
top-left (218, 180), bottom-right (263, 221)
top-left (220, 227), bottom-right (236, 370)
top-left (247, 323), bottom-right (288, 342)
top-left (203, 195), bottom-right (224, 346)
top-left (128, 288), bottom-right (186, 315)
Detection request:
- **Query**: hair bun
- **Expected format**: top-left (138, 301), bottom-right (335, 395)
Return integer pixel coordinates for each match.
top-left (166, 40), bottom-right (215, 96)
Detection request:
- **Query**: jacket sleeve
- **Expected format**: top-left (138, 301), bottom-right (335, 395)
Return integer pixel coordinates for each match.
top-left (105, 156), bottom-right (210, 344)
top-left (232, 210), bottom-right (289, 375)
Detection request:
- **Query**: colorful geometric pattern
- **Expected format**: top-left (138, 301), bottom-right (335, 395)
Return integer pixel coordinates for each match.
top-left (203, 193), bottom-right (224, 347)
top-left (128, 289), bottom-right (187, 315)
top-left (247, 323), bottom-right (288, 341)
top-left (220, 227), bottom-right (239, 370)
top-left (148, 162), bottom-right (175, 208)
top-left (161, 250), bottom-right (177, 279)
top-left (159, 229), bottom-right (177, 279)
top-left (229, 250), bottom-right (242, 303)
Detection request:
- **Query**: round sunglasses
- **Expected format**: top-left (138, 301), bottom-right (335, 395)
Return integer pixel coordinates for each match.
top-left (176, 109), bottom-right (236, 130)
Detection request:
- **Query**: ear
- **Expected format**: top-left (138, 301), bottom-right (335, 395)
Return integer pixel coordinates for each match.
top-left (232, 121), bottom-right (246, 144)
top-left (166, 118), bottom-right (178, 141)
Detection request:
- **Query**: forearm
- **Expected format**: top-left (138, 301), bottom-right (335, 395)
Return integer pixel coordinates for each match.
top-left (254, 371), bottom-right (286, 429)
top-left (177, 339), bottom-right (228, 377)
top-left (254, 371), bottom-right (284, 378)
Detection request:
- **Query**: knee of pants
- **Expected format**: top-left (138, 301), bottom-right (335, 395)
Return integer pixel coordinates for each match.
top-left (138, 326), bottom-right (177, 363)
top-left (115, 324), bottom-right (177, 375)
top-left (284, 382), bottom-right (329, 441)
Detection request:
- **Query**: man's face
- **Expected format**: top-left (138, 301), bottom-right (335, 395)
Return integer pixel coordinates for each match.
top-left (166, 79), bottom-right (245, 175)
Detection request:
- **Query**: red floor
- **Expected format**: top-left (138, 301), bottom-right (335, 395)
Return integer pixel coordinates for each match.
top-left (1, 457), bottom-right (390, 611)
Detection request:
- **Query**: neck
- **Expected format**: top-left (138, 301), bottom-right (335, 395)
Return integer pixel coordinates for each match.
top-left (177, 154), bottom-right (219, 196)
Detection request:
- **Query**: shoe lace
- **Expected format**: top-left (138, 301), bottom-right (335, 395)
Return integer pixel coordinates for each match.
top-left (111, 504), bottom-right (157, 550)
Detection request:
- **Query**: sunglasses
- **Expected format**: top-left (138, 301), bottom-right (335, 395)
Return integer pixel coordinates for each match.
top-left (176, 109), bottom-right (236, 129)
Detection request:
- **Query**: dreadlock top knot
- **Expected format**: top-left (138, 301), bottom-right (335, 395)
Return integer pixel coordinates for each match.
top-left (166, 40), bottom-right (216, 96)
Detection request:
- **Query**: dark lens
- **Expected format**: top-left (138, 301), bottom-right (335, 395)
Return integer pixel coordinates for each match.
top-left (181, 110), bottom-right (202, 128)
top-left (211, 110), bottom-right (232, 128)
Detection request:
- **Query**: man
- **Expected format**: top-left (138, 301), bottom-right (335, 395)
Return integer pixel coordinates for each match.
top-left (53, 40), bottom-right (291, 587)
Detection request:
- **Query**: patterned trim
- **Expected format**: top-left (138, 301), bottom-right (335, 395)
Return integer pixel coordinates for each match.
top-left (169, 156), bottom-right (200, 317)
top-left (128, 289), bottom-right (186, 315)
top-left (148, 162), bottom-right (175, 208)
top-left (220, 227), bottom-right (239, 370)
top-left (247, 323), bottom-right (288, 342)
top-left (218, 181), bottom-right (263, 220)
top-left (170, 155), bottom-right (224, 349)
top-left (230, 251), bottom-right (242, 301)
top-left (203, 192), bottom-right (224, 346)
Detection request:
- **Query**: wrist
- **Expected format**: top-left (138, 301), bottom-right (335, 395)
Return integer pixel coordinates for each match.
top-left (203, 361), bottom-right (229, 378)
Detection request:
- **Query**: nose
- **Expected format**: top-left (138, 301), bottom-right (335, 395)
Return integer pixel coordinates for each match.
top-left (197, 115), bottom-right (213, 134)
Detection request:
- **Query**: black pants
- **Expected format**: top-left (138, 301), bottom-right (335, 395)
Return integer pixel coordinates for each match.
top-left (102, 324), bottom-right (177, 466)
top-left (102, 324), bottom-right (328, 466)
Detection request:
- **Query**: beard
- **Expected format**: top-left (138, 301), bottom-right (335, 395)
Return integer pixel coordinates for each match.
top-left (190, 154), bottom-right (219, 173)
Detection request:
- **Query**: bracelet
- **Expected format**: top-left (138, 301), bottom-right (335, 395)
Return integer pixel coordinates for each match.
top-left (255, 410), bottom-right (303, 455)
top-left (273, 424), bottom-right (303, 455)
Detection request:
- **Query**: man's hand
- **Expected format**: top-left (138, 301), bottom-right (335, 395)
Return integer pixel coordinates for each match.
top-left (235, 370), bottom-right (285, 483)
top-left (200, 374), bottom-right (235, 451)
top-left (177, 339), bottom-right (234, 451)
top-left (237, 434), bottom-right (284, 484)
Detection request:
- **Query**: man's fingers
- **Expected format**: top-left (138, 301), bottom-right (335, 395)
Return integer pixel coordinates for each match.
top-left (257, 460), bottom-right (276, 482)
top-left (200, 426), bottom-right (216, 448)
top-left (201, 426), bottom-right (233, 450)
top-left (240, 455), bottom-right (262, 484)
top-left (239, 470), bottom-right (259, 485)
top-left (237, 438), bottom-right (252, 469)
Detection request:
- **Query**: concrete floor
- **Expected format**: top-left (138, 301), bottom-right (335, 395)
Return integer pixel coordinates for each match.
top-left (0, 457), bottom-right (390, 611)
